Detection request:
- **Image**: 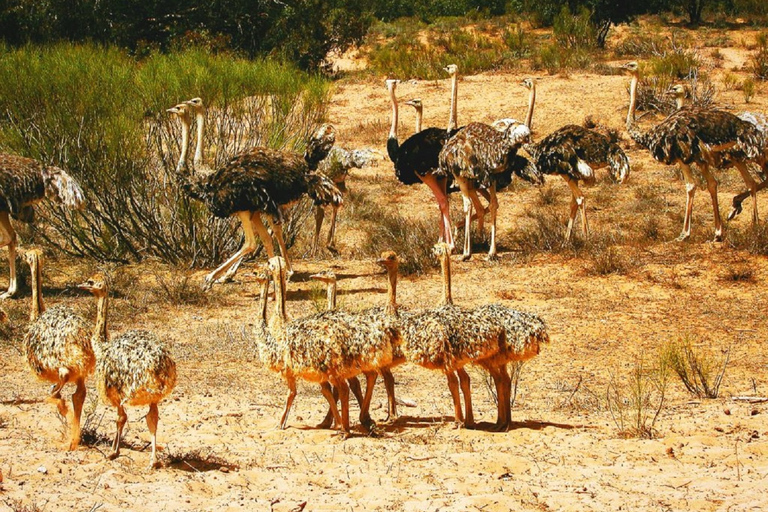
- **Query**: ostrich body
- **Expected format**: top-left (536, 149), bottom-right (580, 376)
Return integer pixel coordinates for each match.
top-left (386, 64), bottom-right (460, 248)
top-left (266, 256), bottom-right (399, 435)
top-left (472, 304), bottom-right (549, 431)
top-left (78, 276), bottom-right (177, 469)
top-left (401, 244), bottom-right (503, 427)
top-left (524, 124), bottom-right (630, 240)
top-left (313, 146), bottom-right (379, 255)
top-left (22, 248), bottom-right (93, 450)
top-left (167, 103), bottom-right (341, 287)
top-left (0, 154), bottom-right (85, 298)
top-left (439, 120), bottom-right (541, 261)
top-left (623, 62), bottom-right (764, 241)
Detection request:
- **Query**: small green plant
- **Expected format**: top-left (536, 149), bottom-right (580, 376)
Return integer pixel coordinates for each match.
top-left (751, 32), bottom-right (768, 80)
top-left (606, 355), bottom-right (669, 439)
top-left (742, 78), bottom-right (756, 103)
top-left (504, 24), bottom-right (531, 58)
top-left (661, 337), bottom-right (730, 399)
top-left (722, 72), bottom-right (739, 91)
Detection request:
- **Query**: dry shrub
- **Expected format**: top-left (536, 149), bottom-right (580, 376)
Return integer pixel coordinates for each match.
top-left (162, 447), bottom-right (237, 472)
top-left (720, 263), bottom-right (756, 283)
top-left (660, 337), bottom-right (730, 399)
top-left (607, 356), bottom-right (669, 439)
top-left (751, 32), bottom-right (768, 80)
top-left (3, 500), bottom-right (43, 512)
top-left (728, 223), bottom-right (768, 256)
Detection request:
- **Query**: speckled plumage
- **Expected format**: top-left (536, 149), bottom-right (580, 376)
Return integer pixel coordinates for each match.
top-left (526, 124), bottom-right (629, 184)
top-left (472, 304), bottom-right (549, 365)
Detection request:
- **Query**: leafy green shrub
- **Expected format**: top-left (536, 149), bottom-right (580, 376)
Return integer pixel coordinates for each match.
top-left (0, 44), bottom-right (329, 265)
top-left (554, 6), bottom-right (595, 50)
top-left (504, 24), bottom-right (532, 58)
top-left (743, 77), bottom-right (756, 102)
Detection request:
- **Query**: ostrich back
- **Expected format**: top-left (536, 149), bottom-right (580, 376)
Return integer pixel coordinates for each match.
top-left (98, 329), bottom-right (176, 407)
top-left (530, 125), bottom-right (628, 183)
top-left (390, 127), bottom-right (455, 185)
top-left (24, 305), bottom-right (94, 382)
top-left (0, 154), bottom-right (46, 218)
top-left (473, 304), bottom-right (548, 363)
top-left (440, 123), bottom-right (534, 187)
top-left (184, 148), bottom-right (340, 218)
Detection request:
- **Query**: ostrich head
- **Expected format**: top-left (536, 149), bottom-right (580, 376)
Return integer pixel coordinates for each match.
top-left (667, 83), bottom-right (687, 98)
top-left (376, 251), bottom-right (399, 272)
top-left (404, 98), bottom-right (422, 110)
top-left (42, 165), bottom-right (86, 210)
top-left (77, 274), bottom-right (108, 297)
top-left (432, 242), bottom-right (451, 259)
top-left (521, 78), bottom-right (534, 90)
top-left (23, 247), bottom-right (44, 268)
top-left (386, 79), bottom-right (400, 93)
top-left (252, 266), bottom-right (270, 285)
top-left (309, 270), bottom-right (336, 284)
top-left (620, 61), bottom-right (639, 75)
top-left (444, 64), bottom-right (458, 76)
top-left (304, 123), bottom-right (336, 170)
top-left (185, 97), bottom-right (205, 112)
top-left (167, 103), bottom-right (191, 122)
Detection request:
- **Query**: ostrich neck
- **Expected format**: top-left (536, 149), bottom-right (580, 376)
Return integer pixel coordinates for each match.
top-left (271, 269), bottom-right (288, 332)
top-left (258, 282), bottom-right (269, 323)
top-left (194, 111), bottom-right (205, 167)
top-left (525, 84), bottom-right (536, 130)
top-left (29, 260), bottom-right (45, 321)
top-left (676, 95), bottom-right (685, 111)
top-left (388, 85), bottom-right (399, 141)
top-left (627, 74), bottom-right (638, 129)
top-left (414, 108), bottom-right (423, 134)
top-left (447, 73), bottom-right (458, 132)
top-left (327, 283), bottom-right (337, 311)
top-left (92, 293), bottom-right (109, 349)
top-left (177, 117), bottom-right (191, 173)
top-left (439, 254), bottom-right (453, 306)
top-left (385, 267), bottom-right (398, 315)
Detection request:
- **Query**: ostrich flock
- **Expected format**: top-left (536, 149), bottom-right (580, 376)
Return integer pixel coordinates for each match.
top-left (2, 60), bottom-right (767, 469)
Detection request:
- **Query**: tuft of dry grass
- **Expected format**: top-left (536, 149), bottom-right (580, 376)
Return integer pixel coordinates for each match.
top-left (162, 447), bottom-right (238, 472)
top-left (607, 355), bottom-right (669, 439)
top-left (660, 337), bottom-right (730, 399)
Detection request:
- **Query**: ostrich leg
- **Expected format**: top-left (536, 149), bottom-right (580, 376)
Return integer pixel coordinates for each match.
top-left (420, 174), bottom-right (454, 249)
top-left (204, 211), bottom-right (265, 290)
top-left (564, 177), bottom-right (588, 240)
top-left (0, 212), bottom-right (18, 299)
top-left (699, 163), bottom-right (723, 242)
top-left (677, 163), bottom-right (697, 242)
top-left (728, 177), bottom-right (768, 221)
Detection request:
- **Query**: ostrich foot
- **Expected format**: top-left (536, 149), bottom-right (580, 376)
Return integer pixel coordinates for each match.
top-left (489, 422), bottom-right (508, 433)
top-left (460, 253), bottom-right (472, 262)
top-left (675, 232), bottom-right (691, 242)
top-left (0, 290), bottom-right (17, 300)
top-left (107, 451), bottom-right (119, 461)
top-left (727, 203), bottom-right (743, 221)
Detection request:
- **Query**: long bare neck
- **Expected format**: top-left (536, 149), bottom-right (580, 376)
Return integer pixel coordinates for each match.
top-left (271, 270), bottom-right (288, 330)
top-left (93, 293), bottom-right (109, 347)
top-left (414, 107), bottom-right (423, 134)
top-left (675, 94), bottom-right (685, 110)
top-left (29, 259), bottom-right (45, 321)
top-left (447, 73), bottom-right (458, 131)
top-left (525, 83), bottom-right (536, 130)
top-left (439, 254), bottom-right (453, 306)
top-left (326, 282), bottom-right (337, 311)
top-left (388, 85), bottom-right (399, 141)
top-left (177, 116), bottom-right (190, 173)
top-left (385, 266), bottom-right (398, 315)
top-left (258, 282), bottom-right (269, 323)
top-left (194, 111), bottom-right (205, 167)
top-left (627, 74), bottom-right (638, 129)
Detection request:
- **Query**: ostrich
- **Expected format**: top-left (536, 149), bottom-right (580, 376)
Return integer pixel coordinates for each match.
top-left (663, 86), bottom-right (768, 225)
top-left (166, 103), bottom-right (341, 287)
top-left (491, 78), bottom-right (537, 132)
top-left (401, 243), bottom-right (504, 427)
top-left (386, 64), bottom-right (460, 248)
top-left (77, 275), bottom-right (177, 469)
top-left (0, 154), bottom-right (85, 298)
top-left (523, 124), bottom-right (630, 241)
top-left (22, 248), bottom-right (93, 450)
top-left (266, 256), bottom-right (399, 435)
top-left (313, 147), bottom-right (379, 255)
top-left (439, 118), bottom-right (542, 261)
top-left (622, 61), bottom-right (764, 241)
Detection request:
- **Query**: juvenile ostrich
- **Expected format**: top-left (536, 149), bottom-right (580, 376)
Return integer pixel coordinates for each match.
top-left (0, 154), bottom-right (85, 298)
top-left (266, 256), bottom-right (399, 435)
top-left (313, 147), bottom-right (379, 255)
top-left (439, 118), bottom-right (542, 261)
top-left (401, 243), bottom-right (503, 427)
top-left (78, 275), bottom-right (177, 469)
top-left (524, 124), bottom-right (630, 241)
top-left (623, 61), bottom-right (764, 241)
top-left (22, 248), bottom-right (93, 450)
top-left (166, 103), bottom-right (341, 287)
top-left (386, 64), bottom-right (460, 248)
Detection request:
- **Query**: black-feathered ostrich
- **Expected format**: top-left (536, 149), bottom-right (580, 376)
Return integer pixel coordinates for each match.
top-left (439, 119), bottom-right (542, 261)
top-left (727, 111), bottom-right (768, 221)
top-left (622, 61), bottom-right (764, 241)
top-left (166, 103), bottom-right (341, 288)
top-left (0, 154), bottom-right (85, 298)
top-left (386, 64), bottom-right (460, 248)
top-left (524, 124), bottom-right (630, 241)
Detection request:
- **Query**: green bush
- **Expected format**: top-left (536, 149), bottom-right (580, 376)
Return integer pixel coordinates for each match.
top-left (0, 44), bottom-right (330, 265)
top-left (751, 32), bottom-right (768, 80)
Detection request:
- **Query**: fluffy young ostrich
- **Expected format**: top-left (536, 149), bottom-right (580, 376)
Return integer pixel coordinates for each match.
top-left (166, 103), bottom-right (341, 287)
top-left (524, 124), bottom-right (630, 241)
top-left (401, 243), bottom-right (504, 427)
top-left (22, 248), bottom-right (93, 450)
top-left (78, 275), bottom-right (177, 469)
top-left (622, 61), bottom-right (764, 241)
top-left (265, 256), bottom-right (399, 435)
top-left (0, 154), bottom-right (85, 298)
top-left (386, 64), bottom-right (460, 248)
top-left (439, 118), bottom-right (542, 261)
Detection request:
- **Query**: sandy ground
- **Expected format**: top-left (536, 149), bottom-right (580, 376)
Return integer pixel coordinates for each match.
top-left (2, 21), bottom-right (768, 512)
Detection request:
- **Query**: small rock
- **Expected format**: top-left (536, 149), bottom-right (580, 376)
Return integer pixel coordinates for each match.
top-left (219, 466), bottom-right (229, 473)
top-left (37, 466), bottom-right (47, 475)
top-left (0, 468), bottom-right (3, 483)
top-left (751, 409), bottom-right (759, 416)
top-left (724, 409), bottom-right (731, 415)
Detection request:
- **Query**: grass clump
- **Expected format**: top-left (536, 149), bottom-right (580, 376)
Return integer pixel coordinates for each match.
top-left (661, 337), bottom-right (730, 399)
top-left (751, 32), bottom-right (768, 80)
top-left (728, 223), bottom-right (768, 256)
top-left (606, 355), bottom-right (669, 439)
